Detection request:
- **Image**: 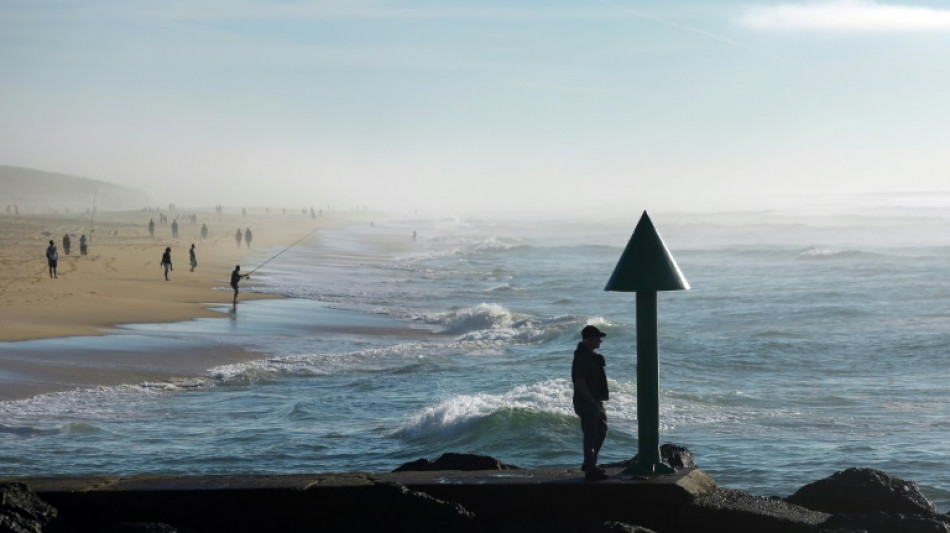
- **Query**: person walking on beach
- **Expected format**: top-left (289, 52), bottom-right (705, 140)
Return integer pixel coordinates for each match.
top-left (244, 227), bottom-right (253, 248)
top-left (79, 234), bottom-right (88, 256)
top-left (148, 218), bottom-right (155, 237)
top-left (189, 244), bottom-right (197, 272)
top-left (572, 325), bottom-right (610, 481)
top-left (230, 265), bottom-right (249, 304)
top-left (171, 219), bottom-right (179, 238)
top-left (161, 247), bottom-right (173, 281)
top-left (46, 240), bottom-right (59, 278)
top-left (200, 223), bottom-right (208, 240)
top-left (62, 234), bottom-right (71, 255)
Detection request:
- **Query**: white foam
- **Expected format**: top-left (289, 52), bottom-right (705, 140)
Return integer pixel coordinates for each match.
top-left (388, 379), bottom-right (574, 440)
top-left (0, 380), bottom-right (202, 424)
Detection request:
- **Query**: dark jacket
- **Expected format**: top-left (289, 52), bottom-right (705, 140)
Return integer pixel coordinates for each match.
top-left (571, 341), bottom-right (608, 402)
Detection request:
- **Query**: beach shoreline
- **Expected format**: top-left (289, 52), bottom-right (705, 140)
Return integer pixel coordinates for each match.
top-left (0, 208), bottom-right (369, 401)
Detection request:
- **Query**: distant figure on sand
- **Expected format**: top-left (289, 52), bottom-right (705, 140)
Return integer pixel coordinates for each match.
top-left (230, 265), bottom-right (249, 304)
top-left (161, 247), bottom-right (173, 281)
top-left (235, 229), bottom-right (242, 248)
top-left (62, 234), bottom-right (71, 255)
top-left (189, 244), bottom-right (197, 272)
top-left (244, 228), bottom-right (253, 248)
top-left (171, 219), bottom-right (179, 238)
top-left (200, 223), bottom-right (208, 240)
top-left (572, 325), bottom-right (610, 481)
top-left (148, 218), bottom-right (155, 237)
top-left (79, 234), bottom-right (88, 256)
top-left (46, 240), bottom-right (58, 278)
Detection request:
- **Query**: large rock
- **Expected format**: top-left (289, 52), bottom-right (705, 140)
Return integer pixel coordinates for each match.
top-left (0, 483), bottom-right (57, 533)
top-left (335, 481), bottom-right (476, 532)
top-left (604, 443), bottom-right (696, 471)
top-left (393, 452), bottom-right (521, 472)
top-left (787, 467), bottom-right (937, 515)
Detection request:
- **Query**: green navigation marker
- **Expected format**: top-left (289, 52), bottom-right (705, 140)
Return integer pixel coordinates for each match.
top-left (605, 211), bottom-right (689, 475)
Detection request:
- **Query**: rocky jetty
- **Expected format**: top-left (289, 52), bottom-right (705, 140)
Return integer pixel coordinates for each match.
top-left (3, 452), bottom-right (948, 532)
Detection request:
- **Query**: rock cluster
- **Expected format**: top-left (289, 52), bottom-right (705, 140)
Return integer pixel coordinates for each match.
top-left (786, 467), bottom-right (950, 533)
top-left (0, 483), bottom-right (56, 533)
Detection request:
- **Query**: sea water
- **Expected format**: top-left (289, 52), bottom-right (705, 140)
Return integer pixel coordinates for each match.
top-left (2, 205), bottom-right (950, 510)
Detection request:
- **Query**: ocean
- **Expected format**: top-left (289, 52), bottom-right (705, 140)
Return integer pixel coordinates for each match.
top-left (2, 205), bottom-right (950, 510)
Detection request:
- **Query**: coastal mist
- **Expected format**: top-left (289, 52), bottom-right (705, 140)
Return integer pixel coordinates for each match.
top-left (2, 205), bottom-right (950, 510)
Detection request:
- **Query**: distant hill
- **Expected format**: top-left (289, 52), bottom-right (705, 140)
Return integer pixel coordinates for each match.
top-left (0, 166), bottom-right (154, 214)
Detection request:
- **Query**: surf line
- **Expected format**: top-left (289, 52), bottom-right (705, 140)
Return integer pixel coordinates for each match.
top-left (245, 227), bottom-right (320, 277)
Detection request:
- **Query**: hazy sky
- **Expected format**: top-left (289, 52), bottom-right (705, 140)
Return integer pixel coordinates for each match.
top-left (4, 1), bottom-right (950, 214)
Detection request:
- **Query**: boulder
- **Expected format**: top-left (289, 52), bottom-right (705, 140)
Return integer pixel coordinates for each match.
top-left (393, 458), bottom-right (434, 472)
top-left (0, 483), bottom-right (57, 533)
top-left (787, 467), bottom-right (937, 515)
top-left (335, 481), bottom-right (477, 532)
top-left (660, 443), bottom-right (695, 469)
top-left (604, 442), bottom-right (696, 471)
top-left (393, 452), bottom-right (521, 472)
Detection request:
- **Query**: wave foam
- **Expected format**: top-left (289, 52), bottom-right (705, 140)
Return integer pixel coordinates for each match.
top-left (413, 303), bottom-right (577, 344)
top-left (388, 379), bottom-right (574, 441)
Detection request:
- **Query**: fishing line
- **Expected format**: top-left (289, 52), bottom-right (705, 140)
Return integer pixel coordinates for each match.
top-left (245, 227), bottom-right (320, 276)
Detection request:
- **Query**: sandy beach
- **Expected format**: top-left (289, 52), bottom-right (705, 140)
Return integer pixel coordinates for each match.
top-left (0, 208), bottom-right (361, 401)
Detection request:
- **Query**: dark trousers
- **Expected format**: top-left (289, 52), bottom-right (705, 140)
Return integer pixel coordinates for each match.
top-left (574, 400), bottom-right (607, 469)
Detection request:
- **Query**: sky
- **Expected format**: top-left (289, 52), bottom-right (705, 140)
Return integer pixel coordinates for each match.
top-left (4, 0), bottom-right (950, 215)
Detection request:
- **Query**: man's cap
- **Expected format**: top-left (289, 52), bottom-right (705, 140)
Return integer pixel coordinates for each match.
top-left (581, 325), bottom-right (607, 339)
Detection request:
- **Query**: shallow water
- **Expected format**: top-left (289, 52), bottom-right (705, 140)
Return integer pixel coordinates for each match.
top-left (2, 210), bottom-right (950, 510)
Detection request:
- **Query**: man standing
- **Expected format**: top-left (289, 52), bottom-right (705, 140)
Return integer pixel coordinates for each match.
top-left (46, 240), bottom-right (59, 278)
top-left (572, 325), bottom-right (609, 480)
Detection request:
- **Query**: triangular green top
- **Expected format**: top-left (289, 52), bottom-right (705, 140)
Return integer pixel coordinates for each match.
top-left (604, 211), bottom-right (690, 292)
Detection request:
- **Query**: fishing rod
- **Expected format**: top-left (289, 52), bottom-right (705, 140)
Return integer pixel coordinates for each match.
top-left (245, 227), bottom-right (320, 276)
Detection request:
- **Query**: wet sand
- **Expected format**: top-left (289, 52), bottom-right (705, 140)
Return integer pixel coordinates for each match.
top-left (0, 208), bottom-right (366, 401)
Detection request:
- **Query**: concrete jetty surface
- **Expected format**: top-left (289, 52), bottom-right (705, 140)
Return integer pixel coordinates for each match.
top-left (3, 468), bottom-right (831, 532)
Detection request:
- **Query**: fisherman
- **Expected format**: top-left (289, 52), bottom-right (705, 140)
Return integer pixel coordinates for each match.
top-left (189, 244), bottom-right (197, 272)
top-left (230, 265), bottom-right (249, 304)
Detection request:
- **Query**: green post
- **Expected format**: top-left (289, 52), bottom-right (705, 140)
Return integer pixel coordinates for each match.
top-left (634, 290), bottom-right (670, 474)
top-left (604, 211), bottom-right (688, 476)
